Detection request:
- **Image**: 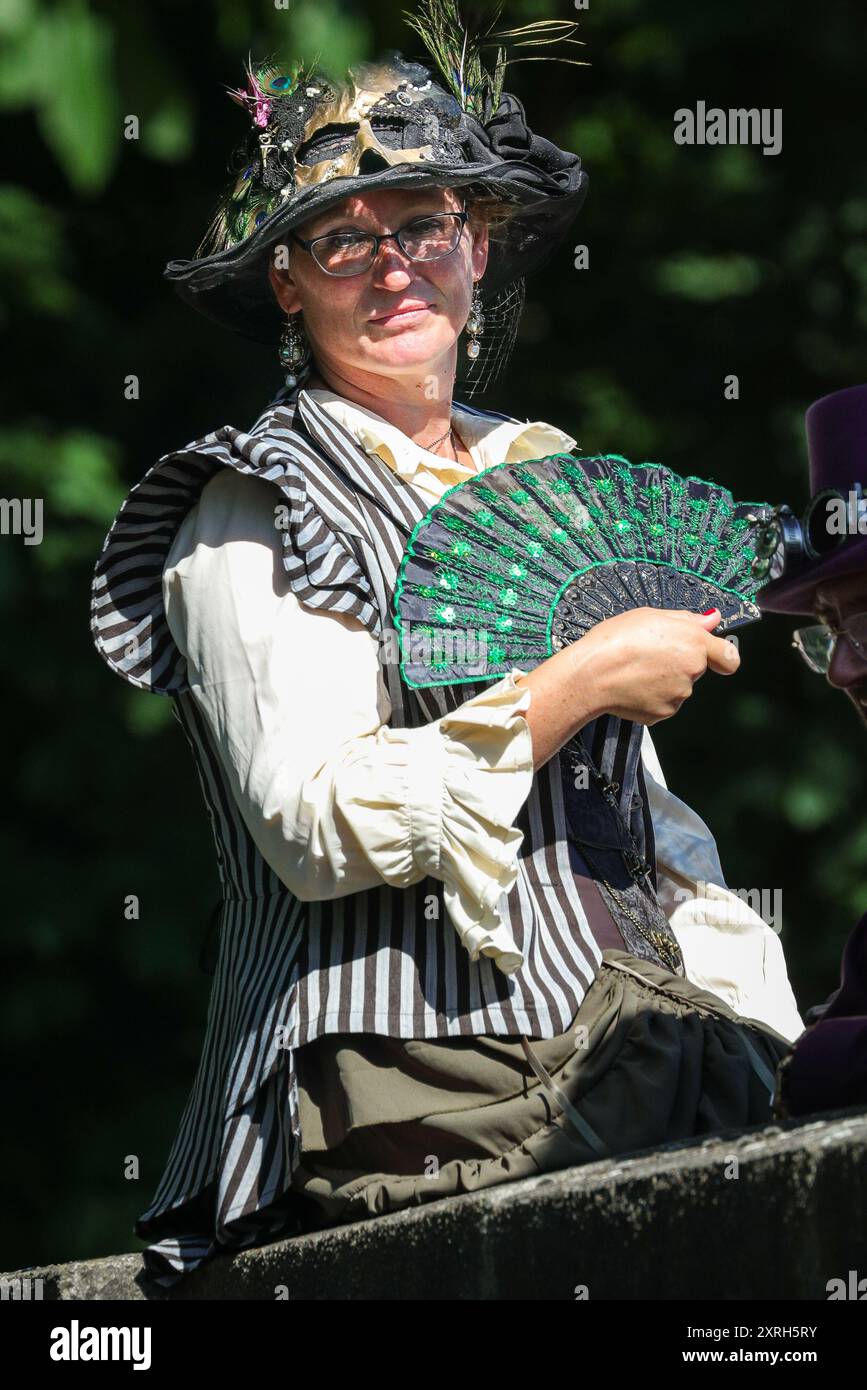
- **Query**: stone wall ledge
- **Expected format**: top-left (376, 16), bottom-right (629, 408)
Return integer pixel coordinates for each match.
top-left (6, 1107), bottom-right (867, 1300)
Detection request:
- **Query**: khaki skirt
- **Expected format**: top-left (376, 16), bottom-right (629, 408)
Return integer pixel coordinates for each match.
top-left (287, 948), bottom-right (792, 1228)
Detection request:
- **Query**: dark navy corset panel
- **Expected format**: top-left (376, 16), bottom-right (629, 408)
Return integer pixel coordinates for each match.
top-left (558, 717), bottom-right (685, 975)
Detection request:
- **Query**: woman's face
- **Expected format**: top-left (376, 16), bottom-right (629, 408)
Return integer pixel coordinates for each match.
top-left (268, 185), bottom-right (488, 384)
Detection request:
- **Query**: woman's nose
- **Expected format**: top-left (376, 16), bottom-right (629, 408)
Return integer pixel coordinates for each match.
top-left (370, 242), bottom-right (414, 287)
top-left (827, 632), bottom-right (867, 689)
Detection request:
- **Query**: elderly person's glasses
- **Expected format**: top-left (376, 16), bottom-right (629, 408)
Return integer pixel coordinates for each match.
top-left (289, 210), bottom-right (469, 277)
top-left (792, 612), bottom-right (867, 673)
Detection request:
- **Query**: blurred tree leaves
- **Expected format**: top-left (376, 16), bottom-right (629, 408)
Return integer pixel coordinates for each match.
top-left (0, 0), bottom-right (118, 192)
top-left (0, 426), bottom-right (120, 524)
top-left (652, 252), bottom-right (765, 300)
top-left (0, 185), bottom-right (78, 321)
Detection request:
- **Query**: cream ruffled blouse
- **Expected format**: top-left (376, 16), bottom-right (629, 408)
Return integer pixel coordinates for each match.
top-left (161, 387), bottom-right (804, 1042)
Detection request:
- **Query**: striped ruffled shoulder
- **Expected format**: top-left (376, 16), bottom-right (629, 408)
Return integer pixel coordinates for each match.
top-left (89, 391), bottom-right (380, 696)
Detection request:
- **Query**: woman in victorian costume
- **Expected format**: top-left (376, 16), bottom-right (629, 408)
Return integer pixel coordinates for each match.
top-left (90, 6), bottom-right (803, 1290)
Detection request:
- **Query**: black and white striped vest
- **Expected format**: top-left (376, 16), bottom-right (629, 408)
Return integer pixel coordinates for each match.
top-left (89, 380), bottom-right (677, 1284)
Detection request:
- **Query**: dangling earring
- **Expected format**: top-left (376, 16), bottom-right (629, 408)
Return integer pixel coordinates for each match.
top-left (278, 312), bottom-right (308, 373)
top-left (465, 281), bottom-right (485, 360)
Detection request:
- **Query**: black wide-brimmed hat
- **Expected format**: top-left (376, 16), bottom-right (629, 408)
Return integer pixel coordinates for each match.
top-left (163, 6), bottom-right (589, 390)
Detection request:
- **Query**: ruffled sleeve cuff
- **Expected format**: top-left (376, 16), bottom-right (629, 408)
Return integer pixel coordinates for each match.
top-left (407, 668), bottom-right (534, 976)
top-left (334, 668), bottom-right (534, 973)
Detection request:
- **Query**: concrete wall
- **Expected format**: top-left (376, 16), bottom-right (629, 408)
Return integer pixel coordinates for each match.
top-left (5, 1108), bottom-right (867, 1300)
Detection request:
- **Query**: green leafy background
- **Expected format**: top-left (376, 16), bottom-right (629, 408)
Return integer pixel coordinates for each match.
top-left (1, 0), bottom-right (865, 1272)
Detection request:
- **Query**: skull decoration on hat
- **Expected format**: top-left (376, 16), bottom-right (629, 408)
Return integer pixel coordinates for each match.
top-left (283, 59), bottom-right (471, 191)
top-left (204, 54), bottom-right (473, 247)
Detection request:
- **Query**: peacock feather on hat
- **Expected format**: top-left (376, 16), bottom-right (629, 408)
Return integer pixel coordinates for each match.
top-left (401, 0), bottom-right (587, 118)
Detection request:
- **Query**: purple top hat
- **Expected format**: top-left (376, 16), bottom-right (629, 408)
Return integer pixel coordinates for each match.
top-left (758, 383), bottom-right (867, 615)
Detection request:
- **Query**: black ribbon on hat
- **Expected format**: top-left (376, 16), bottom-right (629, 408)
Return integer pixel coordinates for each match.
top-left (461, 90), bottom-right (585, 192)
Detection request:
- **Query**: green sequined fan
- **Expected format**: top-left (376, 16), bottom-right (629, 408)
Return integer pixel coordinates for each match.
top-left (394, 452), bottom-right (774, 688)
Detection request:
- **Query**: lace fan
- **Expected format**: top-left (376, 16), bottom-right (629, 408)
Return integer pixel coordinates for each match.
top-left (394, 452), bottom-right (773, 688)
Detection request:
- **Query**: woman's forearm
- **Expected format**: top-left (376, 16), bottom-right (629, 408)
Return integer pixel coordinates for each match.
top-left (514, 606), bottom-right (737, 771)
top-left (514, 640), bottom-right (608, 771)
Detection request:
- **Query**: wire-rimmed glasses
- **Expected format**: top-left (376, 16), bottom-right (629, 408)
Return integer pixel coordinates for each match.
top-left (289, 210), bottom-right (469, 277)
top-left (791, 611), bottom-right (867, 673)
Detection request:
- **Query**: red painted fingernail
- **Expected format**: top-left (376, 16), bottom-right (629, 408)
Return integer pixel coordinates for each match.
top-left (702, 607), bottom-right (718, 615)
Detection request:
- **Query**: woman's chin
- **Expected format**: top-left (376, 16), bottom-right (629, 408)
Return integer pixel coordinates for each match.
top-left (359, 328), bottom-right (456, 372)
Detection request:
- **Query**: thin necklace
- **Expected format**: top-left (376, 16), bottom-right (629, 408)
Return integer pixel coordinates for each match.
top-left (424, 420), bottom-right (454, 451)
top-left (426, 423), bottom-right (467, 463)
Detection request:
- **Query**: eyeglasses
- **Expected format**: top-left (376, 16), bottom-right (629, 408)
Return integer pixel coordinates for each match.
top-left (289, 210), bottom-right (469, 277)
top-left (791, 611), bottom-right (867, 673)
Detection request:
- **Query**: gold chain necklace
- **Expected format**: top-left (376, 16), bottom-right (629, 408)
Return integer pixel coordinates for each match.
top-left (577, 841), bottom-right (683, 973)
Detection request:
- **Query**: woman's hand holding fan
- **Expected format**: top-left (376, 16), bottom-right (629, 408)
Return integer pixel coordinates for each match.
top-left (511, 604), bottom-right (739, 768)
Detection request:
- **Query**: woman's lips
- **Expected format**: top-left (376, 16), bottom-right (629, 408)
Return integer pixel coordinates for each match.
top-left (369, 304), bottom-right (432, 325)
